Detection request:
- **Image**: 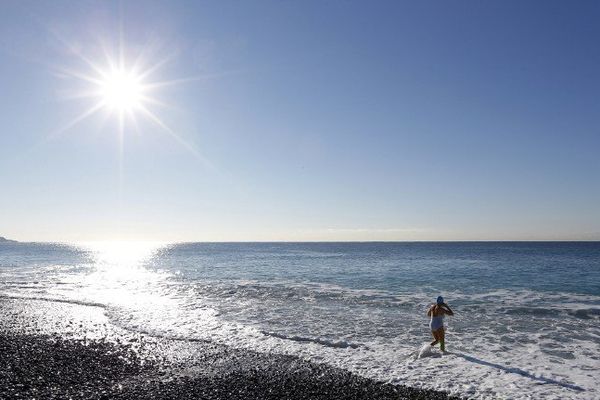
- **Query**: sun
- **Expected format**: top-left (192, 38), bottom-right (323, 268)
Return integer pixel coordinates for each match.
top-left (99, 68), bottom-right (144, 111)
top-left (56, 50), bottom-right (162, 131)
top-left (54, 38), bottom-right (209, 163)
top-left (55, 44), bottom-right (172, 136)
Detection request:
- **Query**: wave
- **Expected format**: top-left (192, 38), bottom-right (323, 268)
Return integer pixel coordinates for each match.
top-left (260, 330), bottom-right (364, 349)
top-left (500, 306), bottom-right (600, 319)
top-left (568, 308), bottom-right (600, 319)
top-left (0, 294), bottom-right (107, 309)
top-left (190, 279), bottom-right (422, 309)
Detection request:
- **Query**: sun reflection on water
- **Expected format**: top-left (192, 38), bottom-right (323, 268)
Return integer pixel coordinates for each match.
top-left (87, 241), bottom-right (164, 270)
top-left (77, 241), bottom-right (171, 307)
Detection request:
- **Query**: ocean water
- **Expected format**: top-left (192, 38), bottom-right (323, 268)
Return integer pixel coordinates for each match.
top-left (1, 241), bottom-right (599, 399)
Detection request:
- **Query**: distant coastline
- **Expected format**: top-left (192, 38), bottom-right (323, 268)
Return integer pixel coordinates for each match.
top-left (0, 236), bottom-right (17, 243)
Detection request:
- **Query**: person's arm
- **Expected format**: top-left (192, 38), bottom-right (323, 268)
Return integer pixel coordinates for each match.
top-left (442, 303), bottom-right (454, 316)
top-left (427, 305), bottom-right (433, 317)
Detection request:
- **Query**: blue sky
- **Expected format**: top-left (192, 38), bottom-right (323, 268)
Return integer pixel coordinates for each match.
top-left (0, 1), bottom-right (598, 242)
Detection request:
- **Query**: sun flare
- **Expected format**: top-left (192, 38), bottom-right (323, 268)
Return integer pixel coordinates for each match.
top-left (55, 38), bottom-right (208, 162)
top-left (99, 69), bottom-right (144, 111)
top-left (56, 40), bottom-right (172, 131)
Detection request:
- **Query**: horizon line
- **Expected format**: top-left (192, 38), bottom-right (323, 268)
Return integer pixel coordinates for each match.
top-left (2, 238), bottom-right (599, 244)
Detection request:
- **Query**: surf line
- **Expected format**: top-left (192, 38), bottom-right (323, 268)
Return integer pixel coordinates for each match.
top-left (0, 294), bottom-right (106, 309)
top-left (260, 330), bottom-right (365, 349)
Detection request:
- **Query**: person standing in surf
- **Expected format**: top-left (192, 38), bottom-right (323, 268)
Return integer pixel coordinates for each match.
top-left (427, 296), bottom-right (454, 352)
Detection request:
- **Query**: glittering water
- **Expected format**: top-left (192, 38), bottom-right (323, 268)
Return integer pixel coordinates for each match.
top-left (1, 241), bottom-right (599, 399)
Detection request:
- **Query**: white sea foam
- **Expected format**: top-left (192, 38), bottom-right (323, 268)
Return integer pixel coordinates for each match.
top-left (80, 280), bottom-right (598, 400)
top-left (417, 344), bottom-right (438, 359)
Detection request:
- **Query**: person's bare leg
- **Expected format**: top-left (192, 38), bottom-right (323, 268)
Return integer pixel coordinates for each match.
top-left (430, 329), bottom-right (440, 346)
top-left (439, 328), bottom-right (446, 352)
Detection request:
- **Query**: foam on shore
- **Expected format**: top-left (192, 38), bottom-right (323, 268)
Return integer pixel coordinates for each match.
top-left (0, 297), bottom-right (458, 400)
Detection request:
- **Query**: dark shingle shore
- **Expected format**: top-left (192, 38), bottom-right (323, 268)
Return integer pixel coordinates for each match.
top-left (0, 298), bottom-right (460, 400)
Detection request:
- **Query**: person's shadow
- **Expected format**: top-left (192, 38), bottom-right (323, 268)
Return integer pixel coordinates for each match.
top-left (449, 352), bottom-right (585, 392)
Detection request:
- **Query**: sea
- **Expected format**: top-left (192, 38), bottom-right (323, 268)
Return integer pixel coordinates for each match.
top-left (1, 241), bottom-right (599, 399)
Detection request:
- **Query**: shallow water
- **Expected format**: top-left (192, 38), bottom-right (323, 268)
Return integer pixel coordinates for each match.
top-left (1, 241), bottom-right (599, 399)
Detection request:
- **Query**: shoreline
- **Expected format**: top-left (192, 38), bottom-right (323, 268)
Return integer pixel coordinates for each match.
top-left (0, 297), bottom-right (459, 400)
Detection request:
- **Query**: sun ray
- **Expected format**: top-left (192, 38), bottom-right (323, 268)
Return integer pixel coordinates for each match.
top-left (52, 66), bottom-right (106, 86)
top-left (137, 105), bottom-right (215, 170)
top-left (118, 106), bottom-right (125, 199)
top-left (137, 105), bottom-right (192, 148)
top-left (127, 107), bottom-right (141, 135)
top-left (143, 70), bottom-right (241, 91)
top-left (100, 41), bottom-right (118, 72)
top-left (47, 27), bottom-right (110, 79)
top-left (56, 88), bottom-right (106, 101)
top-left (136, 53), bottom-right (176, 81)
top-left (138, 94), bottom-right (179, 111)
top-left (52, 101), bottom-right (106, 138)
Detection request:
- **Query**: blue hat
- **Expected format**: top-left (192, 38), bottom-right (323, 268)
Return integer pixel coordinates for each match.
top-left (436, 296), bottom-right (444, 304)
